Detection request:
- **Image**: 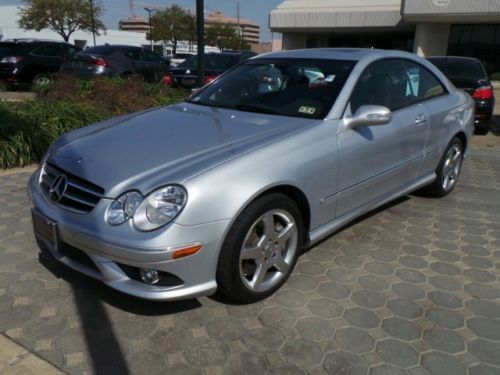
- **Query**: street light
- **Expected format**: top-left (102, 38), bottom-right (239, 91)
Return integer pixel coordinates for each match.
top-left (144, 7), bottom-right (156, 51)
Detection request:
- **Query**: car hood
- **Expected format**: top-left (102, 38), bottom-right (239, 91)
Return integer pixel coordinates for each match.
top-left (48, 102), bottom-right (317, 197)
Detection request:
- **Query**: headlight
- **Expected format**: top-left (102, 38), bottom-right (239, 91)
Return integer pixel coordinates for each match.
top-left (107, 191), bottom-right (143, 226)
top-left (133, 185), bottom-right (187, 231)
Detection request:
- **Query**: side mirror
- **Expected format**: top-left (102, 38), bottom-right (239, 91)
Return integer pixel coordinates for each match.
top-left (344, 105), bottom-right (392, 129)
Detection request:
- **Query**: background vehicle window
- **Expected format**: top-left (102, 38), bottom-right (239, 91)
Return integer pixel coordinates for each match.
top-left (64, 45), bottom-right (79, 58)
top-left (403, 61), bottom-right (446, 102)
top-left (143, 49), bottom-right (163, 63)
top-left (32, 44), bottom-right (63, 57)
top-left (350, 59), bottom-right (410, 113)
top-left (124, 48), bottom-right (144, 61)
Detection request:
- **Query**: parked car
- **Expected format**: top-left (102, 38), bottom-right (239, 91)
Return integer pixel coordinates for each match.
top-left (61, 45), bottom-right (170, 83)
top-left (427, 56), bottom-right (495, 134)
top-left (29, 49), bottom-right (474, 303)
top-left (164, 51), bottom-right (257, 88)
top-left (0, 39), bottom-right (80, 89)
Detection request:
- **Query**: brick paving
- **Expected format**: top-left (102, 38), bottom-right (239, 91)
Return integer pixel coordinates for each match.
top-left (0, 144), bottom-right (499, 374)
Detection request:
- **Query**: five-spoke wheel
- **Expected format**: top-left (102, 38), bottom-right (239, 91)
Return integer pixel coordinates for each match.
top-left (217, 193), bottom-right (303, 303)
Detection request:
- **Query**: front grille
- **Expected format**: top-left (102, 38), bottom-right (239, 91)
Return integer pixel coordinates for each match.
top-left (40, 162), bottom-right (105, 214)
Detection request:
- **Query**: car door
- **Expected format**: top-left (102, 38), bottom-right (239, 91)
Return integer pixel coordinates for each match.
top-left (123, 47), bottom-right (146, 76)
top-left (143, 49), bottom-right (167, 82)
top-left (30, 43), bottom-right (65, 75)
top-left (336, 58), bottom-right (430, 217)
top-left (402, 60), bottom-right (449, 176)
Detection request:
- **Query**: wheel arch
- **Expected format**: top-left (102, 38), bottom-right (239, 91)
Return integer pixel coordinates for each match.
top-left (454, 131), bottom-right (467, 154)
top-left (250, 184), bottom-right (312, 243)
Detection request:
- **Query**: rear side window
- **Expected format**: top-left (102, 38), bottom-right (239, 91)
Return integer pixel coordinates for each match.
top-left (403, 61), bottom-right (446, 103)
top-left (63, 45), bottom-right (79, 58)
top-left (350, 59), bottom-right (411, 113)
top-left (32, 44), bottom-right (64, 57)
top-left (143, 49), bottom-right (163, 63)
top-left (81, 46), bottom-right (115, 55)
top-left (124, 48), bottom-right (144, 61)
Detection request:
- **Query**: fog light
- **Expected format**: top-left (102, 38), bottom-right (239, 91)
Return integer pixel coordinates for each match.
top-left (139, 268), bottom-right (160, 284)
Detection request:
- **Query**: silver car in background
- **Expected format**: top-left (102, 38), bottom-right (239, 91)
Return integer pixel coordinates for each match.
top-left (28, 49), bottom-right (474, 303)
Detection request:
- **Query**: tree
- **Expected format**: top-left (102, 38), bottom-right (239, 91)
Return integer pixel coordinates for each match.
top-left (18, 0), bottom-right (105, 42)
top-left (149, 5), bottom-right (194, 55)
top-left (206, 22), bottom-right (250, 51)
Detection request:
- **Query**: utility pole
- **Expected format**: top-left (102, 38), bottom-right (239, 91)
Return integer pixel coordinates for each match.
top-left (196, 0), bottom-right (204, 86)
top-left (89, 0), bottom-right (96, 46)
top-left (144, 7), bottom-right (156, 51)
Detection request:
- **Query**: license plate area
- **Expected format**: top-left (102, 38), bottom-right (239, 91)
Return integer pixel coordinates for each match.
top-left (182, 78), bottom-right (196, 86)
top-left (32, 209), bottom-right (58, 249)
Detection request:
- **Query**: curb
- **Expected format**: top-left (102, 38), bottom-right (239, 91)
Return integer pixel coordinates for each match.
top-left (0, 334), bottom-right (64, 374)
top-left (0, 165), bottom-right (38, 177)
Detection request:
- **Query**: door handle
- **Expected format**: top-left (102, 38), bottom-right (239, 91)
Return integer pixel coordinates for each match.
top-left (415, 114), bottom-right (428, 125)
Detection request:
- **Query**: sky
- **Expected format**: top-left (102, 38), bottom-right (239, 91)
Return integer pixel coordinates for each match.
top-left (0, 0), bottom-right (284, 42)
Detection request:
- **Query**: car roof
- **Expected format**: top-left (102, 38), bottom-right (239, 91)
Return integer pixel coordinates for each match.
top-left (427, 56), bottom-right (482, 63)
top-left (1, 38), bottom-right (70, 45)
top-left (258, 48), bottom-right (421, 62)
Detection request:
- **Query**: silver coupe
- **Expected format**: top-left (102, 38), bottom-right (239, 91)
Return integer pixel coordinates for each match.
top-left (28, 49), bottom-right (474, 302)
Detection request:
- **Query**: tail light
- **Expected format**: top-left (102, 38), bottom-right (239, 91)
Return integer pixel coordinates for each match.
top-left (0, 56), bottom-right (24, 64)
top-left (203, 75), bottom-right (219, 85)
top-left (90, 57), bottom-right (112, 68)
top-left (162, 73), bottom-right (174, 86)
top-left (473, 86), bottom-right (493, 100)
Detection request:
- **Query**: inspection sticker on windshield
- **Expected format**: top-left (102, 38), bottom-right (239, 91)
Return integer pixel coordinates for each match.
top-left (298, 106), bottom-right (316, 115)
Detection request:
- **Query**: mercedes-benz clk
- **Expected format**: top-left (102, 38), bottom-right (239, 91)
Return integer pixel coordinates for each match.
top-left (29, 49), bottom-right (474, 303)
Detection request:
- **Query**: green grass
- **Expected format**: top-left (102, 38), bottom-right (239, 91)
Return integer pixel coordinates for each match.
top-left (0, 75), bottom-right (188, 169)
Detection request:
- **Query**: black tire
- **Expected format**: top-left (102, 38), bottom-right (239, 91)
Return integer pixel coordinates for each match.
top-left (216, 193), bottom-right (304, 303)
top-left (474, 124), bottom-right (489, 135)
top-left (421, 137), bottom-right (463, 197)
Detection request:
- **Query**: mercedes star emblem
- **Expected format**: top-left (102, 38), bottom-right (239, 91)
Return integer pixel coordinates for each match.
top-left (49, 175), bottom-right (68, 202)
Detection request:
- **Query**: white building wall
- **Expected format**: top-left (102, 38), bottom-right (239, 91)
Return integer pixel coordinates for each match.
top-left (413, 23), bottom-right (450, 57)
top-left (0, 6), bottom-right (150, 48)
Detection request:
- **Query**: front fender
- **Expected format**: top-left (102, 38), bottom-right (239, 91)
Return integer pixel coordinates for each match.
top-left (175, 120), bottom-right (341, 231)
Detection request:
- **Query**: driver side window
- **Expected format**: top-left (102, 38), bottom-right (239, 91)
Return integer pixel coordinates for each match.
top-left (350, 59), bottom-right (410, 114)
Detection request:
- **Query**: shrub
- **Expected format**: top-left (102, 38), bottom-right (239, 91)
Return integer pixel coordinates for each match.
top-left (0, 75), bottom-right (188, 169)
top-left (490, 72), bottom-right (500, 81)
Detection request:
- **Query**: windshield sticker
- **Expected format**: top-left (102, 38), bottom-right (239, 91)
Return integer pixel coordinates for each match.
top-left (298, 106), bottom-right (316, 115)
top-left (325, 75), bottom-right (336, 82)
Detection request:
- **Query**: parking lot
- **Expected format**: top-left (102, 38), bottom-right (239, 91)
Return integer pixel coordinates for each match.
top-left (0, 131), bottom-right (499, 374)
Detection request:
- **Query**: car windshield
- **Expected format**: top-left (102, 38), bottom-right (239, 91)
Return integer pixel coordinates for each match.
top-left (428, 58), bottom-right (487, 80)
top-left (186, 58), bottom-right (355, 120)
top-left (178, 54), bottom-right (240, 70)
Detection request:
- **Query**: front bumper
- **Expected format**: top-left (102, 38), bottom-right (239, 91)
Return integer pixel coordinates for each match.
top-left (28, 171), bottom-right (230, 301)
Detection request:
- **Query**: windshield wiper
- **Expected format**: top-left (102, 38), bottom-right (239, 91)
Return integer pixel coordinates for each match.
top-left (235, 104), bottom-right (278, 115)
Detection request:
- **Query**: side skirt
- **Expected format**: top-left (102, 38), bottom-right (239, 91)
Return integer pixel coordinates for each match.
top-left (308, 172), bottom-right (436, 246)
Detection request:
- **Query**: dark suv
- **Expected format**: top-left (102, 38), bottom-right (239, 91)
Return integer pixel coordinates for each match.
top-left (61, 45), bottom-right (170, 83)
top-left (427, 56), bottom-right (495, 134)
top-left (0, 39), bottom-right (80, 89)
top-left (165, 51), bottom-right (257, 88)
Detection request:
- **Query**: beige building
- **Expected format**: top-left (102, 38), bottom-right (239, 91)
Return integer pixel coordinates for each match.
top-left (119, 16), bottom-right (150, 33)
top-left (206, 11), bottom-right (260, 45)
top-left (270, 0), bottom-right (500, 73)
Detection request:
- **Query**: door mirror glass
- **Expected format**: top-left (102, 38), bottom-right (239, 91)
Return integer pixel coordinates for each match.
top-left (345, 105), bottom-right (392, 129)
